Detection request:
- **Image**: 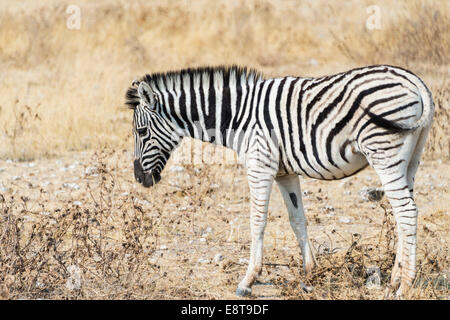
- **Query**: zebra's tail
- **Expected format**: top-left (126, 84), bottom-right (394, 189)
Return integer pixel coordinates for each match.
top-left (365, 77), bottom-right (435, 132)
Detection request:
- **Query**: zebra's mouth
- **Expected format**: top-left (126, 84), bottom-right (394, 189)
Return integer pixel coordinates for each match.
top-left (134, 159), bottom-right (161, 187)
top-left (140, 171), bottom-right (161, 188)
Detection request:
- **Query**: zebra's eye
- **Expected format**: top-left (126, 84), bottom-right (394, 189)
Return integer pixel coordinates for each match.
top-left (136, 127), bottom-right (148, 137)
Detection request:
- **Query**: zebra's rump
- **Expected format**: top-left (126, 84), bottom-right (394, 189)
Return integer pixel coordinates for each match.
top-left (271, 65), bottom-right (434, 181)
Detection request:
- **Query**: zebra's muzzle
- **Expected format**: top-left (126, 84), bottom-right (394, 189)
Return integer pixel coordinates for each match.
top-left (134, 159), bottom-right (161, 188)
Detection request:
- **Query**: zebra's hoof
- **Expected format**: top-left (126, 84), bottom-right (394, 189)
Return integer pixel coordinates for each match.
top-left (235, 287), bottom-right (252, 297)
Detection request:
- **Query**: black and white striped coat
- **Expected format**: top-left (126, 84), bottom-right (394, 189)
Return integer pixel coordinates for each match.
top-left (126, 65), bottom-right (434, 297)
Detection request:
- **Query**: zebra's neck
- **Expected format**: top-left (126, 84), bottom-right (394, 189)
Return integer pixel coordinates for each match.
top-left (146, 66), bottom-right (264, 151)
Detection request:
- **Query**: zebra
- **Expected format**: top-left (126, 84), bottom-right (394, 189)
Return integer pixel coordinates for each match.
top-left (125, 65), bottom-right (434, 297)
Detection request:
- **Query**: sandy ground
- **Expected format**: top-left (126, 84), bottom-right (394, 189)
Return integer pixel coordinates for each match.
top-left (0, 146), bottom-right (448, 299)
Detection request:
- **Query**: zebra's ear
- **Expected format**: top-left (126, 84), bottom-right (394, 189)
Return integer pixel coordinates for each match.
top-left (137, 82), bottom-right (157, 109)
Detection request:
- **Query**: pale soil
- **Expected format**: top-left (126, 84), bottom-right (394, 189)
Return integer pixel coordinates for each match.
top-left (0, 147), bottom-right (448, 299)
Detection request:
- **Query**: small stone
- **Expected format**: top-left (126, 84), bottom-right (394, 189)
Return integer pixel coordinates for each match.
top-left (239, 258), bottom-right (249, 265)
top-left (169, 165), bottom-right (185, 172)
top-left (73, 201), bottom-right (82, 206)
top-left (339, 217), bottom-right (351, 224)
top-left (12, 176), bottom-right (21, 181)
top-left (214, 253), bottom-right (224, 264)
top-left (197, 258), bottom-right (209, 264)
top-left (62, 183), bottom-right (80, 190)
top-left (159, 245), bottom-right (168, 250)
top-left (360, 187), bottom-right (384, 202)
top-left (199, 237), bottom-right (206, 242)
top-left (365, 266), bottom-right (382, 289)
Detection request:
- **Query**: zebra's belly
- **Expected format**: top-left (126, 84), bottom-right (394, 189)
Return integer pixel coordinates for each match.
top-left (282, 144), bottom-right (369, 180)
top-left (325, 151), bottom-right (369, 180)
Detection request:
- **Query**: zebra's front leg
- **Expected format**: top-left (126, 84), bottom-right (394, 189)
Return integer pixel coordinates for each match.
top-left (236, 170), bottom-right (275, 297)
top-left (276, 175), bottom-right (316, 273)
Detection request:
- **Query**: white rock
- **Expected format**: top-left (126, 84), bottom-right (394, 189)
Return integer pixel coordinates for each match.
top-left (169, 165), bottom-right (185, 172)
top-left (339, 217), bottom-right (351, 224)
top-left (214, 253), bottom-right (224, 263)
top-left (239, 258), bottom-right (249, 264)
top-left (73, 201), bottom-right (82, 206)
top-left (197, 258), bottom-right (209, 264)
top-left (12, 176), bottom-right (21, 181)
top-left (325, 205), bottom-right (335, 211)
top-left (62, 183), bottom-right (80, 190)
top-left (159, 245), bottom-right (168, 250)
top-left (199, 237), bottom-right (206, 242)
top-left (209, 183), bottom-right (220, 189)
top-left (40, 211), bottom-right (50, 216)
top-left (121, 192), bottom-right (129, 196)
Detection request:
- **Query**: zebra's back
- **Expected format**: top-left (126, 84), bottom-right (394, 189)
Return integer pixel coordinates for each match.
top-left (260, 65), bottom-right (434, 180)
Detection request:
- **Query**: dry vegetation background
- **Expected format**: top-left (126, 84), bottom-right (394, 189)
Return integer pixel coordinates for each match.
top-left (0, 0), bottom-right (448, 300)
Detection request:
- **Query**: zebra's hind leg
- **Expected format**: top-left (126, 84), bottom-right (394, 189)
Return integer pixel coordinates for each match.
top-left (406, 125), bottom-right (432, 196)
top-left (235, 168), bottom-right (275, 297)
top-left (275, 174), bottom-right (316, 273)
top-left (366, 132), bottom-right (421, 297)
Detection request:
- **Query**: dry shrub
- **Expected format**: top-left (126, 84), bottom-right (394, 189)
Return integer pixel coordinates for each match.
top-left (276, 202), bottom-right (449, 300)
top-left (0, 150), bottom-right (161, 299)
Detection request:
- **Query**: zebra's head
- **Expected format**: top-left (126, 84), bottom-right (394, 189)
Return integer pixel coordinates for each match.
top-left (129, 81), bottom-right (181, 188)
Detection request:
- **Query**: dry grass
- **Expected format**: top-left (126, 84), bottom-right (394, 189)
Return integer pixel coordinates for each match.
top-left (0, 150), bottom-right (448, 299)
top-left (0, 0), bottom-right (448, 160)
top-left (0, 0), bottom-right (448, 300)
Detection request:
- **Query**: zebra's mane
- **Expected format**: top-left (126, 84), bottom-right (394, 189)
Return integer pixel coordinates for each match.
top-left (125, 65), bottom-right (265, 110)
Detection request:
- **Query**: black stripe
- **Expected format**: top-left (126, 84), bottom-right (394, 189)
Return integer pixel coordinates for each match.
top-left (262, 80), bottom-right (275, 134)
top-left (327, 83), bottom-right (402, 164)
top-left (297, 82), bottom-right (322, 179)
